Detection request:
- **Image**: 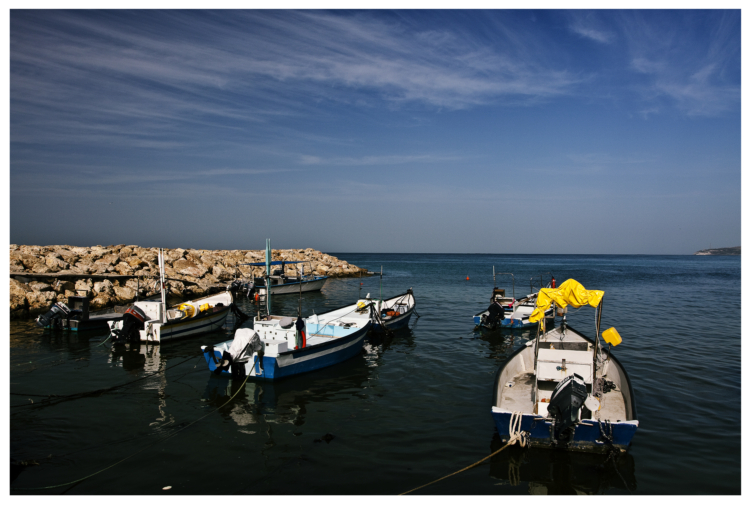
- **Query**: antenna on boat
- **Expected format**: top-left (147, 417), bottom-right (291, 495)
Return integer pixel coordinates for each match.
top-left (493, 266), bottom-right (496, 288)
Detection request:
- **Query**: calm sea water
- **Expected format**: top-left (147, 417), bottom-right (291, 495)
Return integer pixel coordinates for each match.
top-left (9, 254), bottom-right (741, 495)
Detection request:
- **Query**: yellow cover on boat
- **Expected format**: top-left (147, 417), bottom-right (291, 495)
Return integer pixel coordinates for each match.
top-left (529, 279), bottom-right (605, 323)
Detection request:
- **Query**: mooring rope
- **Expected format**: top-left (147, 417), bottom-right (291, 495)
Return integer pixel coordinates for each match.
top-left (11, 372), bottom-right (252, 491)
top-left (400, 411), bottom-right (529, 495)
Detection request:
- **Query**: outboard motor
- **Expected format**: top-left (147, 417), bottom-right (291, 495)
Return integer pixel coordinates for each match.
top-left (547, 373), bottom-right (587, 443)
top-left (481, 301), bottom-right (505, 330)
top-left (36, 302), bottom-right (71, 329)
top-left (112, 306), bottom-right (148, 345)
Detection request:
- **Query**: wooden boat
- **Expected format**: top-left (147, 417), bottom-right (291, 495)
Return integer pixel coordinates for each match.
top-left (474, 270), bottom-right (555, 329)
top-left (107, 249), bottom-right (233, 344)
top-left (491, 279), bottom-right (638, 453)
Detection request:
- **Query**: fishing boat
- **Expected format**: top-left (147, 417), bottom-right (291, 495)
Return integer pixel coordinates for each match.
top-left (242, 260), bottom-right (327, 296)
top-left (491, 279), bottom-right (638, 453)
top-left (474, 270), bottom-right (555, 329)
top-left (201, 239), bottom-right (371, 381)
top-left (359, 289), bottom-right (416, 332)
top-left (107, 249), bottom-right (235, 344)
top-left (36, 295), bottom-right (124, 332)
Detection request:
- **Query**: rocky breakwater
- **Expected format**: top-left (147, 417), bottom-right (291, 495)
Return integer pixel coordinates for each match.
top-left (9, 244), bottom-right (367, 319)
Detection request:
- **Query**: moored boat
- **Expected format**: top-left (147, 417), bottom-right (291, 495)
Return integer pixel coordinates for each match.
top-left (201, 300), bottom-right (372, 380)
top-left (360, 289), bottom-right (416, 332)
top-left (242, 260), bottom-right (327, 296)
top-left (107, 249), bottom-right (237, 344)
top-left (201, 239), bottom-right (370, 381)
top-left (491, 279), bottom-right (638, 453)
top-left (474, 270), bottom-right (555, 329)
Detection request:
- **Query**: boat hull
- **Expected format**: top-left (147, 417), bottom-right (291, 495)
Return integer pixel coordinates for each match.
top-left (156, 306), bottom-right (231, 342)
top-left (203, 323), bottom-right (369, 380)
top-left (256, 277), bottom-right (328, 296)
top-left (491, 325), bottom-right (638, 453)
top-left (490, 409), bottom-right (638, 453)
top-left (372, 309), bottom-right (413, 331)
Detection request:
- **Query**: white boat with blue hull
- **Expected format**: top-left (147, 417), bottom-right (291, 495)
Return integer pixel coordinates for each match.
top-left (201, 302), bottom-right (372, 380)
top-left (491, 279), bottom-right (638, 453)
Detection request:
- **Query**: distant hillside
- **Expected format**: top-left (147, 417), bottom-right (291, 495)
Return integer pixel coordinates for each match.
top-left (694, 246), bottom-right (740, 256)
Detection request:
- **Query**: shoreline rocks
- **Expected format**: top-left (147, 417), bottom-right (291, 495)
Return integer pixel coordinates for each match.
top-left (9, 244), bottom-right (368, 319)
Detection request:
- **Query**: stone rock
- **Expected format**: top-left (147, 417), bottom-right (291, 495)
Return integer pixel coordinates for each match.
top-left (173, 259), bottom-right (208, 278)
top-left (29, 282), bottom-right (53, 292)
top-left (10, 259), bottom-right (25, 271)
top-left (211, 265), bottom-right (234, 281)
top-left (26, 291), bottom-right (58, 315)
top-left (127, 257), bottom-right (146, 269)
top-left (113, 286), bottom-right (136, 303)
top-left (31, 263), bottom-right (52, 274)
top-left (54, 280), bottom-right (77, 293)
top-left (93, 279), bottom-right (114, 295)
top-left (90, 294), bottom-right (113, 311)
top-left (45, 256), bottom-right (69, 271)
top-left (114, 262), bottom-right (134, 276)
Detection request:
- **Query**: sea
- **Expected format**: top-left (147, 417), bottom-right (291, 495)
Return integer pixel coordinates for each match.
top-left (9, 254), bottom-right (741, 495)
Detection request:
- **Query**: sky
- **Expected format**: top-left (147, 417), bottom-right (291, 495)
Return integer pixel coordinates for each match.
top-left (7, 8), bottom-right (743, 254)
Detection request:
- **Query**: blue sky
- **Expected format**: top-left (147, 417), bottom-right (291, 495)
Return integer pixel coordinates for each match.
top-left (8, 9), bottom-right (742, 254)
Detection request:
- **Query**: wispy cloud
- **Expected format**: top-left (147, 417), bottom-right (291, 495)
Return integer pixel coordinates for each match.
top-left (568, 12), bottom-right (615, 44)
top-left (619, 10), bottom-right (740, 116)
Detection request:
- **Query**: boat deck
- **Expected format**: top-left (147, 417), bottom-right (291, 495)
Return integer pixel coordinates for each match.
top-left (497, 326), bottom-right (629, 423)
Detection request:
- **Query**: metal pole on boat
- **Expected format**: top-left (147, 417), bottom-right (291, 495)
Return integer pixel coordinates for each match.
top-left (379, 266), bottom-right (383, 313)
top-left (265, 239), bottom-right (272, 317)
top-left (159, 249), bottom-right (167, 323)
top-left (493, 266), bottom-right (496, 288)
top-left (592, 299), bottom-right (603, 386)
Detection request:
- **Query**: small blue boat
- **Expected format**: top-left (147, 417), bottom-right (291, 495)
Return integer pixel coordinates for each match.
top-left (491, 279), bottom-right (638, 453)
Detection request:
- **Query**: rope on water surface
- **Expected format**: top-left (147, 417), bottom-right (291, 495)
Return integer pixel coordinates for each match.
top-left (400, 411), bottom-right (529, 495)
top-left (11, 372), bottom-right (252, 492)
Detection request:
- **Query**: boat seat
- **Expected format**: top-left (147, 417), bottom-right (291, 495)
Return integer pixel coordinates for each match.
top-left (536, 348), bottom-right (593, 384)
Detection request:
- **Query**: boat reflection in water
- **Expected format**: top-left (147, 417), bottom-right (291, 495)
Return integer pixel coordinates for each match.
top-left (201, 349), bottom-right (373, 434)
top-left (488, 434), bottom-right (637, 494)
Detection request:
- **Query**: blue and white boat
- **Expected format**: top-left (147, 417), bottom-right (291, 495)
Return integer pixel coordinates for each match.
top-left (201, 300), bottom-right (371, 380)
top-left (474, 270), bottom-right (554, 329)
top-left (201, 239), bottom-right (370, 380)
top-left (491, 279), bottom-right (638, 453)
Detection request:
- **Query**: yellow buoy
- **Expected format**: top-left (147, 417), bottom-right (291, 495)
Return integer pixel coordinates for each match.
top-left (602, 327), bottom-right (622, 346)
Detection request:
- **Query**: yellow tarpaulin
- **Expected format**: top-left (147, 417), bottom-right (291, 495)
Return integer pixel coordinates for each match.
top-left (528, 279), bottom-right (605, 323)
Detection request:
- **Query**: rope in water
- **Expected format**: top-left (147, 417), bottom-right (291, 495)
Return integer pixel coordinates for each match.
top-left (11, 372), bottom-right (252, 491)
top-left (400, 412), bottom-right (528, 495)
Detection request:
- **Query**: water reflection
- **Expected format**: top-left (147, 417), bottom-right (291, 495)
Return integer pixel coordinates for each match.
top-left (201, 352), bottom-right (373, 437)
top-left (472, 326), bottom-right (535, 363)
top-left (488, 435), bottom-right (637, 494)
